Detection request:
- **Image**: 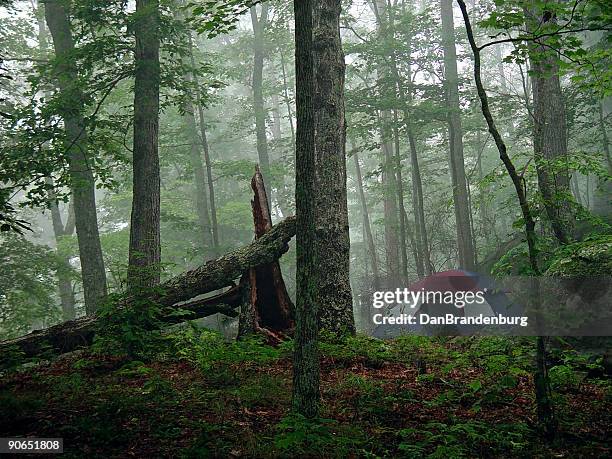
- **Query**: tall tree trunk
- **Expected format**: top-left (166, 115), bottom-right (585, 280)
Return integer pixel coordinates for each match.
top-left (176, 26), bottom-right (212, 255)
top-left (292, 0), bottom-right (320, 419)
top-left (128, 0), bottom-right (161, 289)
top-left (441, 0), bottom-right (476, 270)
top-left (44, 0), bottom-right (107, 314)
top-left (182, 85), bottom-right (213, 254)
top-left (382, 131), bottom-right (400, 286)
top-left (250, 5), bottom-right (271, 208)
top-left (525, 3), bottom-right (573, 243)
top-left (188, 36), bottom-right (220, 255)
top-left (353, 151), bottom-right (381, 290)
top-left (369, 0), bottom-right (401, 287)
top-left (383, 1), bottom-right (431, 277)
top-left (458, 0), bottom-right (557, 438)
top-left (393, 110), bottom-right (409, 284)
top-left (408, 131), bottom-right (432, 276)
top-left (313, 0), bottom-right (355, 335)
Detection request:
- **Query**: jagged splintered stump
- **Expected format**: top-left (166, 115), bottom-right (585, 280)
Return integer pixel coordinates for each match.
top-left (1, 172), bottom-right (295, 359)
top-left (237, 167), bottom-right (294, 341)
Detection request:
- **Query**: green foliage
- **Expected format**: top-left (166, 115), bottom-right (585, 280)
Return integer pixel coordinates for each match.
top-left (0, 233), bottom-right (63, 340)
top-left (319, 333), bottom-right (393, 366)
top-left (546, 234), bottom-right (612, 276)
top-left (274, 414), bottom-right (366, 457)
top-left (398, 420), bottom-right (531, 458)
top-left (171, 326), bottom-right (285, 370)
top-left (93, 290), bottom-right (166, 359)
top-left (548, 365), bottom-right (580, 391)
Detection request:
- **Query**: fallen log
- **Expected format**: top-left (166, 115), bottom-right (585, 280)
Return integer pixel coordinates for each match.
top-left (0, 216), bottom-right (296, 360)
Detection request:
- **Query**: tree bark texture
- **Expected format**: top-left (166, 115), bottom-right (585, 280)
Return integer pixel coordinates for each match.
top-left (313, 0), bottom-right (355, 335)
top-left (128, 0), bottom-right (161, 289)
top-left (44, 0), bottom-right (108, 314)
top-left (292, 0), bottom-right (320, 419)
top-left (526, 3), bottom-right (573, 244)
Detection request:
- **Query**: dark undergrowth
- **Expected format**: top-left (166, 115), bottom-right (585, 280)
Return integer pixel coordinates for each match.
top-left (1, 331), bottom-right (610, 458)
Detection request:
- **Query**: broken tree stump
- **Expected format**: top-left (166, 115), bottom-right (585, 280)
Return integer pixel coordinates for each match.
top-left (238, 167), bottom-right (294, 340)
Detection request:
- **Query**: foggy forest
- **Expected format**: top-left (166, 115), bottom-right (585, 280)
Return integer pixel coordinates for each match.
top-left (0, 0), bottom-right (610, 457)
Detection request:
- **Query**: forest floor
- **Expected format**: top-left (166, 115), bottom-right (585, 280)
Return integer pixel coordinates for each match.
top-left (0, 332), bottom-right (610, 458)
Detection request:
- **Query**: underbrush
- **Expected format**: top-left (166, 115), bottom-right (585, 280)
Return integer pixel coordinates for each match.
top-left (0, 332), bottom-right (610, 458)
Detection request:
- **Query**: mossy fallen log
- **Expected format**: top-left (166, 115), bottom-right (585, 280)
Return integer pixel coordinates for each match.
top-left (0, 216), bottom-right (296, 360)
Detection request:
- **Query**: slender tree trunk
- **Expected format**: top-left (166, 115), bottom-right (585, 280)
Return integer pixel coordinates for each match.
top-left (458, 0), bottom-right (556, 439)
top-left (383, 132), bottom-right (400, 286)
top-left (385, 4), bottom-right (431, 277)
top-left (279, 48), bottom-right (296, 148)
top-left (182, 83), bottom-right (213, 253)
top-left (271, 94), bottom-right (282, 141)
top-left (128, 0), bottom-right (161, 289)
top-left (353, 151), bottom-right (381, 290)
top-left (525, 3), bottom-right (573, 244)
top-left (441, 0), bottom-right (476, 270)
top-left (393, 110), bottom-right (409, 284)
top-left (476, 130), bottom-right (492, 248)
top-left (44, 0), bottom-right (107, 314)
top-left (313, 0), bottom-right (354, 335)
top-left (292, 0), bottom-right (320, 419)
top-left (250, 4), bottom-right (271, 209)
top-left (369, 0), bottom-right (401, 287)
top-left (188, 37), bottom-right (220, 255)
top-left (47, 185), bottom-right (76, 320)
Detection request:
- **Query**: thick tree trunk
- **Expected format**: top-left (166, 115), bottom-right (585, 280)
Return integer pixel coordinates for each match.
top-left (0, 216), bottom-right (296, 360)
top-left (526, 4), bottom-right (573, 244)
top-left (313, 0), bottom-right (355, 335)
top-left (441, 0), bottom-right (476, 270)
top-left (44, 0), bottom-right (108, 315)
top-left (128, 0), bottom-right (161, 289)
top-left (250, 4), bottom-right (271, 208)
top-left (353, 152), bottom-right (381, 290)
top-left (292, 0), bottom-right (320, 419)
